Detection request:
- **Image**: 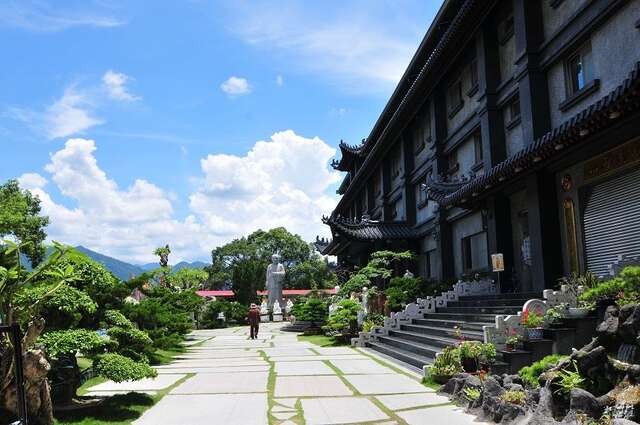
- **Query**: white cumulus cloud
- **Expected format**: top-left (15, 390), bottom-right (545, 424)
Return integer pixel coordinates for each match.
top-left (17, 172), bottom-right (47, 189)
top-left (45, 87), bottom-right (103, 139)
top-left (220, 76), bottom-right (252, 96)
top-left (22, 131), bottom-right (339, 263)
top-left (102, 70), bottom-right (141, 102)
top-left (190, 130), bottom-right (341, 239)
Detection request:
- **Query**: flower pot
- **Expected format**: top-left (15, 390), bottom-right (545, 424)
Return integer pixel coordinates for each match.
top-left (566, 307), bottom-right (589, 318)
top-left (505, 342), bottom-right (517, 352)
top-left (462, 357), bottom-right (479, 373)
top-left (431, 374), bottom-right (453, 384)
top-left (526, 327), bottom-right (544, 341)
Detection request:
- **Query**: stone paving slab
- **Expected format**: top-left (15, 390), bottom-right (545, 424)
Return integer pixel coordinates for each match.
top-left (156, 365), bottom-right (270, 374)
top-left (375, 393), bottom-right (451, 410)
top-left (313, 347), bottom-right (357, 355)
top-left (274, 398), bottom-right (298, 408)
top-left (133, 393), bottom-right (268, 425)
top-left (268, 354), bottom-right (367, 362)
top-left (262, 348), bottom-right (316, 357)
top-left (165, 359), bottom-right (267, 367)
top-left (396, 405), bottom-right (487, 425)
top-left (342, 374), bottom-right (430, 395)
top-left (301, 397), bottom-right (389, 424)
top-left (330, 359), bottom-right (395, 374)
top-left (274, 376), bottom-right (353, 397)
top-left (274, 360), bottom-right (335, 376)
top-left (171, 371), bottom-right (268, 394)
top-left (84, 390), bottom-right (158, 397)
top-left (89, 374), bottom-right (185, 392)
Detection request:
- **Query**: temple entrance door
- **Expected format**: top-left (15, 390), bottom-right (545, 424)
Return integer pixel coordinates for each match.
top-left (510, 190), bottom-right (533, 293)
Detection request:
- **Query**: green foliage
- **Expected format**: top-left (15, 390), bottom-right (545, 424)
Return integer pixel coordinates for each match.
top-left (201, 299), bottom-right (248, 328)
top-left (457, 341), bottom-right (497, 364)
top-left (299, 298), bottom-right (328, 324)
top-left (464, 387), bottom-right (482, 401)
top-left (362, 313), bottom-right (385, 332)
top-left (521, 310), bottom-right (544, 328)
top-left (165, 267), bottom-right (208, 290)
top-left (107, 326), bottom-right (153, 362)
top-left (104, 309), bottom-right (132, 328)
top-left (429, 346), bottom-right (462, 377)
top-left (555, 361), bottom-right (586, 396)
top-left (232, 257), bottom-right (264, 305)
top-left (580, 266), bottom-right (640, 307)
top-left (338, 273), bottom-right (370, 297)
top-left (501, 390), bottom-right (527, 405)
top-left (518, 354), bottom-right (567, 388)
top-left (0, 179), bottom-right (49, 266)
top-left (287, 256), bottom-right (337, 289)
top-left (94, 353), bottom-right (157, 383)
top-left (385, 276), bottom-right (424, 312)
top-left (39, 329), bottom-right (113, 358)
top-left (289, 297), bottom-right (307, 318)
top-left (13, 283), bottom-right (96, 329)
top-left (322, 299), bottom-right (361, 336)
top-left (124, 286), bottom-right (202, 348)
top-left (544, 306), bottom-right (565, 325)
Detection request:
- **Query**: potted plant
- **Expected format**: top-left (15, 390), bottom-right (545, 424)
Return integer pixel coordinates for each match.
top-left (429, 346), bottom-right (462, 384)
top-left (478, 343), bottom-right (497, 371)
top-left (558, 273), bottom-right (598, 318)
top-left (521, 310), bottom-right (544, 340)
top-left (505, 334), bottom-right (520, 352)
top-left (544, 305), bottom-right (565, 328)
top-left (458, 341), bottom-right (482, 372)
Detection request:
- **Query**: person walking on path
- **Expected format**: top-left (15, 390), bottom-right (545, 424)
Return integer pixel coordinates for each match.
top-left (248, 303), bottom-right (260, 339)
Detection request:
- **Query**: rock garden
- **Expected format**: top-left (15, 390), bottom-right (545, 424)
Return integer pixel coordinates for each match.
top-left (433, 266), bottom-right (640, 424)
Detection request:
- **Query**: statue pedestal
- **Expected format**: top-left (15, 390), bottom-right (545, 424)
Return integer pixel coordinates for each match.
top-left (272, 313), bottom-right (283, 322)
top-left (260, 313), bottom-right (270, 322)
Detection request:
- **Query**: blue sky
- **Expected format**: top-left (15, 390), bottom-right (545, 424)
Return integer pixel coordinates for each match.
top-left (1, 0), bottom-right (442, 263)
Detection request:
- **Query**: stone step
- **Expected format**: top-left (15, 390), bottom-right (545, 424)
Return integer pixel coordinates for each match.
top-left (412, 317), bottom-right (490, 332)
top-left (388, 329), bottom-right (461, 349)
top-left (366, 340), bottom-right (433, 371)
top-left (436, 306), bottom-right (524, 315)
top-left (422, 312), bottom-right (498, 322)
top-left (447, 298), bottom-right (530, 308)
top-left (376, 335), bottom-right (441, 359)
top-left (401, 323), bottom-right (485, 340)
top-left (457, 292), bottom-right (541, 301)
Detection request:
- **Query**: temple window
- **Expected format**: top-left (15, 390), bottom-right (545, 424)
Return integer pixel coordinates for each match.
top-left (461, 231), bottom-right (489, 273)
top-left (391, 147), bottom-right (402, 178)
top-left (414, 107), bottom-right (432, 153)
top-left (447, 77), bottom-right (464, 117)
top-left (566, 43), bottom-right (593, 95)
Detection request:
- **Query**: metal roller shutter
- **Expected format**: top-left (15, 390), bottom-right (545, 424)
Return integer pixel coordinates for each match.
top-left (583, 167), bottom-right (640, 277)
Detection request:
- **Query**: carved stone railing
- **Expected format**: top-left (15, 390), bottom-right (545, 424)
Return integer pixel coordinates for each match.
top-left (483, 285), bottom-right (579, 345)
top-left (352, 278), bottom-right (497, 347)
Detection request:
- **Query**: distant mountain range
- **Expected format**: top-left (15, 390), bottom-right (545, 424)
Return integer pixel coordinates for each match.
top-left (73, 246), bottom-right (209, 281)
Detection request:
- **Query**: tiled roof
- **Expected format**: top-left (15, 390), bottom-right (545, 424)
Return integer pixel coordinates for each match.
top-left (426, 61), bottom-right (640, 207)
top-left (322, 216), bottom-right (418, 242)
top-left (331, 140), bottom-right (367, 172)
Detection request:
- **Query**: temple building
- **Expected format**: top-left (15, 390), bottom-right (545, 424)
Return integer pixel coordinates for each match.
top-left (321, 0), bottom-right (640, 293)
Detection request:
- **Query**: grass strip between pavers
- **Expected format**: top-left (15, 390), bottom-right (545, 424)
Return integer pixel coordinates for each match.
top-left (54, 373), bottom-right (195, 425)
top-left (259, 349), bottom-right (306, 425)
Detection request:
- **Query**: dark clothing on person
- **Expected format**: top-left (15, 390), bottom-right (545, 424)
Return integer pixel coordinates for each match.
top-left (248, 308), bottom-right (260, 339)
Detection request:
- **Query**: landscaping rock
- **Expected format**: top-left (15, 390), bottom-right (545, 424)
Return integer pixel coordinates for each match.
top-left (619, 305), bottom-right (640, 346)
top-left (570, 388), bottom-right (603, 418)
top-left (504, 383), bottom-right (524, 392)
top-left (483, 377), bottom-right (504, 398)
top-left (573, 345), bottom-right (608, 380)
top-left (502, 374), bottom-right (523, 387)
top-left (597, 305), bottom-right (621, 350)
top-left (612, 419), bottom-right (640, 425)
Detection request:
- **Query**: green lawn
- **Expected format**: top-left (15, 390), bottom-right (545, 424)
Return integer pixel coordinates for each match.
top-left (297, 334), bottom-right (349, 347)
top-left (53, 344), bottom-right (189, 424)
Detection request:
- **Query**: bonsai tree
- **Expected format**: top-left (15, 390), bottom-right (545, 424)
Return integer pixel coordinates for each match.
top-left (11, 252), bottom-right (157, 403)
top-left (0, 241), bottom-right (76, 424)
top-left (322, 299), bottom-right (362, 341)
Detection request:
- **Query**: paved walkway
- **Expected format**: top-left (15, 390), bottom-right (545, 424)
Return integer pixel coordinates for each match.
top-left (86, 323), bottom-right (486, 425)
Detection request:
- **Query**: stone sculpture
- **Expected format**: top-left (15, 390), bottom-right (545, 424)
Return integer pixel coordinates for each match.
top-left (266, 254), bottom-right (286, 311)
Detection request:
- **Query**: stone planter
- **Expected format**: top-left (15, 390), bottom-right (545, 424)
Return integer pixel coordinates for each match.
top-left (525, 327), bottom-right (544, 340)
top-left (432, 374), bottom-right (453, 384)
top-left (567, 307), bottom-right (590, 318)
top-left (462, 357), bottom-right (479, 373)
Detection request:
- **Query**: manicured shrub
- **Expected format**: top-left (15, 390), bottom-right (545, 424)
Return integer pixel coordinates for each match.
top-left (322, 299), bottom-right (361, 338)
top-left (299, 298), bottom-right (328, 325)
top-left (518, 354), bottom-right (567, 387)
top-left (94, 353), bottom-right (157, 383)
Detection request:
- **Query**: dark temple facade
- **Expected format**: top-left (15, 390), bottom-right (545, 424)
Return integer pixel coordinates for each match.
top-left (321, 0), bottom-right (640, 293)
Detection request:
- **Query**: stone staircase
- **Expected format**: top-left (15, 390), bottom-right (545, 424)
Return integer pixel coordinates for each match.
top-left (366, 292), bottom-right (541, 372)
